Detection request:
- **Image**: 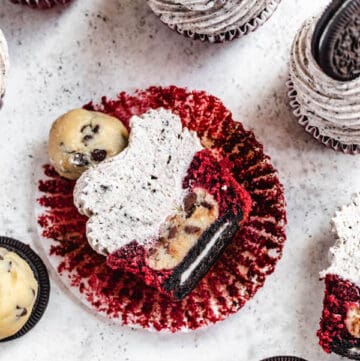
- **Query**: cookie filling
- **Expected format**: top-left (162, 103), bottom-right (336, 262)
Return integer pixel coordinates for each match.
top-left (74, 108), bottom-right (203, 255)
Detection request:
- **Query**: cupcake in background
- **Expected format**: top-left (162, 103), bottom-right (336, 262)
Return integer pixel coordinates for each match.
top-left (0, 237), bottom-right (50, 342)
top-left (10, 0), bottom-right (72, 9)
top-left (147, 0), bottom-right (282, 43)
top-left (0, 29), bottom-right (9, 104)
top-left (287, 0), bottom-right (360, 154)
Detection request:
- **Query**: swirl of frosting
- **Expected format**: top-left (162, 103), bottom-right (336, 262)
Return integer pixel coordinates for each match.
top-left (148, 0), bottom-right (280, 37)
top-left (289, 18), bottom-right (360, 146)
top-left (0, 30), bottom-right (9, 99)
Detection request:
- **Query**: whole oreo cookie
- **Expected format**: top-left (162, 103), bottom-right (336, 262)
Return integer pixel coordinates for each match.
top-left (312, 0), bottom-right (360, 81)
top-left (0, 237), bottom-right (50, 342)
top-left (261, 357), bottom-right (308, 361)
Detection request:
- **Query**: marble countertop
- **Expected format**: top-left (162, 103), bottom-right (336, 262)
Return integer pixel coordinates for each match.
top-left (1, 0), bottom-right (358, 360)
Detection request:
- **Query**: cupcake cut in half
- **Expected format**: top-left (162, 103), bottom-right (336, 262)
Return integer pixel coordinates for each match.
top-left (74, 107), bottom-right (252, 300)
top-left (318, 194), bottom-right (360, 360)
top-left (37, 86), bottom-right (286, 332)
top-left (147, 0), bottom-right (282, 43)
top-left (287, 0), bottom-right (360, 154)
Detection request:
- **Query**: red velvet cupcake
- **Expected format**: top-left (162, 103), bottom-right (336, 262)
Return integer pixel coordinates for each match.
top-left (318, 194), bottom-right (360, 359)
top-left (36, 86), bottom-right (287, 332)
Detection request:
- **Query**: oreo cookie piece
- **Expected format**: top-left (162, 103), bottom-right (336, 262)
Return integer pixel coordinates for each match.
top-left (0, 237), bottom-right (50, 342)
top-left (312, 0), bottom-right (360, 81)
top-left (261, 357), bottom-right (308, 361)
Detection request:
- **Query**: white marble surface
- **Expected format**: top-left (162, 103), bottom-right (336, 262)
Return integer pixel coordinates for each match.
top-left (0, 0), bottom-right (359, 360)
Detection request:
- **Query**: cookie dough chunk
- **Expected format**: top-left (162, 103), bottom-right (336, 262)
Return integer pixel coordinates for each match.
top-left (48, 109), bottom-right (128, 180)
top-left (0, 248), bottom-right (38, 340)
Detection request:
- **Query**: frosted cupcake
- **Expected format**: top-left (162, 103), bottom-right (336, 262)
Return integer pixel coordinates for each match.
top-left (0, 30), bottom-right (9, 103)
top-left (287, 1), bottom-right (360, 154)
top-left (147, 0), bottom-right (282, 42)
top-left (10, 0), bottom-right (71, 9)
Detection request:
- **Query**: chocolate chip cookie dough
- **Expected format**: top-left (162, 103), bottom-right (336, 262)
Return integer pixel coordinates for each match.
top-left (48, 109), bottom-right (129, 180)
top-left (0, 248), bottom-right (38, 340)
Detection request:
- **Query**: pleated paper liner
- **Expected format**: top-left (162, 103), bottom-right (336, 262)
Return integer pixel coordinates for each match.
top-left (9, 0), bottom-right (72, 9)
top-left (152, 0), bottom-right (282, 43)
top-left (36, 86), bottom-right (286, 332)
top-left (286, 78), bottom-right (360, 155)
top-left (0, 236), bottom-right (50, 342)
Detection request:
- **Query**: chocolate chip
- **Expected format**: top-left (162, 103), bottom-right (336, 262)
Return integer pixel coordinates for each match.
top-left (184, 225), bottom-right (201, 234)
top-left (151, 175), bottom-right (158, 180)
top-left (0, 254), bottom-right (3, 260)
top-left (31, 288), bottom-right (36, 297)
top-left (168, 226), bottom-right (177, 239)
top-left (73, 153), bottom-right (89, 167)
top-left (80, 124), bottom-right (91, 133)
top-left (82, 135), bottom-right (93, 144)
top-left (100, 185), bottom-right (109, 191)
top-left (16, 306), bottom-right (28, 317)
top-left (93, 124), bottom-right (100, 133)
top-left (184, 192), bottom-right (197, 216)
top-left (201, 201), bottom-right (213, 210)
top-left (167, 155), bottom-right (172, 165)
top-left (91, 149), bottom-right (107, 162)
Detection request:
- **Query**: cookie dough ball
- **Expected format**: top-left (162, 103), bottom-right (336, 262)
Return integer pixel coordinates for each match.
top-left (0, 248), bottom-right (38, 340)
top-left (48, 109), bottom-right (129, 180)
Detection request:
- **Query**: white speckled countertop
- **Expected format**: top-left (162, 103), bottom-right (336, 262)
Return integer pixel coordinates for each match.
top-left (0, 0), bottom-right (358, 360)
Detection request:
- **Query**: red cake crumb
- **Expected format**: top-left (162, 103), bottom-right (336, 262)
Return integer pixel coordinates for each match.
top-left (318, 274), bottom-right (360, 359)
top-left (37, 86), bottom-right (287, 332)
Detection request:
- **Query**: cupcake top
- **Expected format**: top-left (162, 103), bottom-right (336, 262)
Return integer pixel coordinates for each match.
top-left (0, 29), bottom-right (9, 99)
top-left (0, 247), bottom-right (38, 340)
top-left (148, 0), bottom-right (279, 37)
top-left (289, 18), bottom-right (360, 146)
top-left (320, 194), bottom-right (360, 287)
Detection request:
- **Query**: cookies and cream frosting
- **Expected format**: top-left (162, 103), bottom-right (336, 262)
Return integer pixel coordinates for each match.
top-left (74, 108), bottom-right (203, 255)
top-left (147, 0), bottom-right (280, 37)
top-left (321, 194), bottom-right (360, 287)
top-left (289, 18), bottom-right (360, 146)
top-left (0, 29), bottom-right (9, 99)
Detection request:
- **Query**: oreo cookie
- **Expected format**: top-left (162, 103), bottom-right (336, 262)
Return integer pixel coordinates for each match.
top-left (0, 237), bottom-right (50, 342)
top-left (261, 357), bottom-right (308, 361)
top-left (312, 0), bottom-right (360, 81)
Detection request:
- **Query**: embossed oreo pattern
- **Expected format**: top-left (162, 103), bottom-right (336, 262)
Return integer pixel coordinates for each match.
top-left (10, 0), bottom-right (71, 9)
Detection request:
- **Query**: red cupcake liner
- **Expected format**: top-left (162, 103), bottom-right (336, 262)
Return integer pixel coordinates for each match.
top-left (153, 0), bottom-right (282, 43)
top-left (286, 77), bottom-right (360, 155)
top-left (318, 274), bottom-right (360, 359)
top-left (36, 86), bottom-right (287, 332)
top-left (10, 0), bottom-right (71, 9)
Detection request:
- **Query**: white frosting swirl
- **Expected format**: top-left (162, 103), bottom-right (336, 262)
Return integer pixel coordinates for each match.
top-left (321, 194), bottom-right (360, 287)
top-left (289, 18), bottom-right (360, 146)
top-left (0, 30), bottom-right (9, 99)
top-left (147, 0), bottom-right (280, 38)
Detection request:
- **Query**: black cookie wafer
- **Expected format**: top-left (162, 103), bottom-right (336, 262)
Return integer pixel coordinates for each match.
top-left (312, 0), bottom-right (360, 81)
top-left (261, 357), bottom-right (308, 361)
top-left (0, 236), bottom-right (50, 342)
